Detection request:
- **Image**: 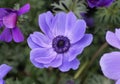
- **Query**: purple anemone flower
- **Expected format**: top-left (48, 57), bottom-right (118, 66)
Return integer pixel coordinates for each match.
top-left (87, 0), bottom-right (114, 8)
top-left (100, 28), bottom-right (120, 84)
top-left (0, 64), bottom-right (12, 84)
top-left (0, 3), bottom-right (30, 42)
top-left (27, 11), bottom-right (93, 72)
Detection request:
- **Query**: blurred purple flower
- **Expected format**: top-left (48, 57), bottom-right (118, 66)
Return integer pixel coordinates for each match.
top-left (0, 3), bottom-right (30, 43)
top-left (0, 64), bottom-right (12, 84)
top-left (87, 0), bottom-right (114, 8)
top-left (81, 13), bottom-right (94, 27)
top-left (100, 28), bottom-right (120, 84)
top-left (27, 11), bottom-right (93, 72)
top-left (100, 52), bottom-right (120, 84)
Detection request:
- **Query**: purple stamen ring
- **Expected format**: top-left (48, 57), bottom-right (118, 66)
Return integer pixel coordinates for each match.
top-left (52, 35), bottom-right (70, 53)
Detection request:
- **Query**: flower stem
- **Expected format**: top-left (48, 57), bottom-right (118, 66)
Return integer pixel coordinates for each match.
top-left (74, 61), bottom-right (88, 79)
top-left (74, 42), bottom-right (108, 79)
top-left (88, 42), bottom-right (108, 67)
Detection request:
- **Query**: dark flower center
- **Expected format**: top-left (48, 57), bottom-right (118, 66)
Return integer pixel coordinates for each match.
top-left (52, 35), bottom-right (70, 53)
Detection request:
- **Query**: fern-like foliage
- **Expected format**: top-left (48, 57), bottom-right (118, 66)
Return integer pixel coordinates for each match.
top-left (84, 73), bottom-right (114, 84)
top-left (94, 0), bottom-right (120, 28)
top-left (51, 0), bottom-right (87, 18)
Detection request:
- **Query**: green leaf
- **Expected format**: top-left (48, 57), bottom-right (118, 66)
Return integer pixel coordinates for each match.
top-left (84, 73), bottom-right (114, 84)
top-left (51, 0), bottom-right (87, 18)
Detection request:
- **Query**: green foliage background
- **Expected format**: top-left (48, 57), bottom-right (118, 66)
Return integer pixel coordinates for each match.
top-left (0, 0), bottom-right (119, 84)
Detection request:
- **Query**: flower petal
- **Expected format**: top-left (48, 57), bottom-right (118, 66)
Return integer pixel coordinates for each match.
top-left (39, 12), bottom-right (53, 39)
top-left (12, 27), bottom-right (24, 42)
top-left (44, 54), bottom-right (63, 68)
top-left (45, 11), bottom-right (54, 29)
top-left (70, 59), bottom-right (80, 70)
top-left (35, 56), bottom-right (56, 64)
top-left (115, 29), bottom-right (120, 41)
top-left (18, 3), bottom-right (30, 16)
top-left (30, 48), bottom-right (57, 68)
top-left (67, 20), bottom-right (86, 43)
top-left (67, 34), bottom-right (93, 61)
top-left (65, 12), bottom-right (77, 36)
top-left (3, 13), bottom-right (17, 28)
top-left (100, 52), bottom-right (120, 80)
top-left (87, 0), bottom-right (96, 8)
top-left (0, 79), bottom-right (4, 84)
top-left (72, 34), bottom-right (93, 48)
top-left (68, 47), bottom-right (84, 62)
top-left (52, 12), bottom-right (66, 36)
top-left (59, 55), bottom-right (80, 72)
top-left (27, 36), bottom-right (40, 49)
top-left (116, 79), bottom-right (120, 84)
top-left (29, 32), bottom-right (52, 48)
top-left (0, 28), bottom-right (12, 42)
top-left (98, 0), bottom-right (114, 7)
top-left (0, 8), bottom-right (8, 18)
top-left (106, 31), bottom-right (120, 49)
top-left (0, 64), bottom-right (12, 78)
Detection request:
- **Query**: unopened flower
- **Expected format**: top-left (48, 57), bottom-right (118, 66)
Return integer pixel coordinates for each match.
top-left (100, 28), bottom-right (120, 84)
top-left (27, 11), bottom-right (93, 72)
top-left (87, 0), bottom-right (114, 8)
top-left (0, 64), bottom-right (12, 84)
top-left (0, 3), bottom-right (30, 42)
